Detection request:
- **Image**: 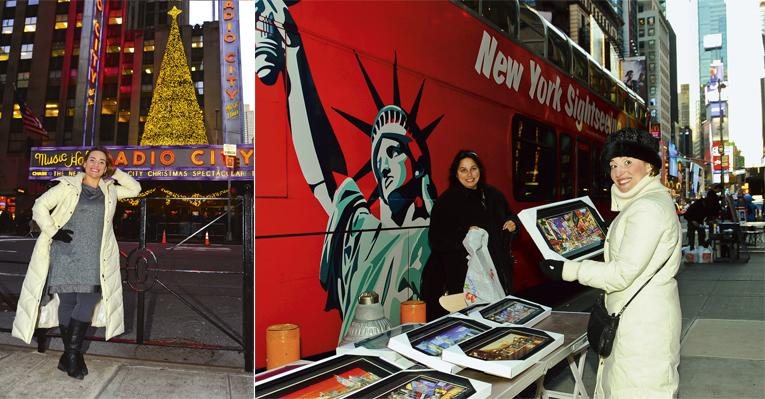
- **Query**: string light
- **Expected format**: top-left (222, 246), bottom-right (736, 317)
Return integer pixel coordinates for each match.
top-left (119, 188), bottom-right (230, 207)
top-left (140, 6), bottom-right (208, 145)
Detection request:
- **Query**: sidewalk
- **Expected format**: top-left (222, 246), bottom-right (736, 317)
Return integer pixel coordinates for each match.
top-left (542, 248), bottom-right (765, 398)
top-left (0, 342), bottom-right (252, 398)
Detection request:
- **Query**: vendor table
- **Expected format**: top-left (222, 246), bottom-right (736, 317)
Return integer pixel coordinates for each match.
top-left (459, 311), bottom-right (590, 398)
top-left (255, 311), bottom-right (591, 398)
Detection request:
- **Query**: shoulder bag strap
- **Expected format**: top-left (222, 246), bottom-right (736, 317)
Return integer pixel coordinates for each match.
top-left (615, 260), bottom-right (669, 317)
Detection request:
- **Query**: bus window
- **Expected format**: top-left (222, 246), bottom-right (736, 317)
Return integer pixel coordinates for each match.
top-left (482, 0), bottom-right (518, 36)
top-left (577, 140), bottom-right (609, 200)
top-left (546, 26), bottom-right (570, 72)
top-left (559, 133), bottom-right (574, 199)
top-left (518, 6), bottom-right (545, 56)
top-left (458, 0), bottom-right (479, 12)
top-left (576, 140), bottom-right (592, 197)
top-left (592, 145), bottom-right (610, 200)
top-left (571, 46), bottom-right (588, 83)
top-left (512, 115), bottom-right (556, 202)
top-left (636, 103), bottom-right (646, 121)
top-left (616, 87), bottom-right (625, 109)
top-left (588, 62), bottom-right (601, 94)
top-left (608, 79), bottom-right (617, 104)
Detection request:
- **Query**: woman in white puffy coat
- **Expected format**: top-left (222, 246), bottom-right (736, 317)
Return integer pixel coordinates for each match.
top-left (539, 129), bottom-right (682, 398)
top-left (12, 147), bottom-right (140, 379)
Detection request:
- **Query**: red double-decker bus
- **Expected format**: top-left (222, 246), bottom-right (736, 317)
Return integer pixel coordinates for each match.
top-left (255, 0), bottom-right (646, 369)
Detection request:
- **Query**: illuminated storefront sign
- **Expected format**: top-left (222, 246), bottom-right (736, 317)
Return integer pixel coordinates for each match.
top-left (219, 0), bottom-right (244, 144)
top-left (29, 145), bottom-right (253, 181)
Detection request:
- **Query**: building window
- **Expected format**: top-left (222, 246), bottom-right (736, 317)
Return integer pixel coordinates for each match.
top-left (45, 103), bottom-right (59, 117)
top-left (17, 72), bottom-right (30, 87)
top-left (51, 42), bottom-right (65, 57)
top-left (107, 44), bottom-right (120, 53)
top-left (648, 28), bottom-right (655, 36)
top-left (24, 17), bottom-right (37, 32)
top-left (191, 36), bottom-right (203, 48)
top-left (0, 45), bottom-right (9, 61)
top-left (2, 19), bottom-right (13, 34)
top-left (638, 28), bottom-right (644, 37)
top-left (28, 0), bottom-right (39, 5)
top-left (108, 15), bottom-right (122, 25)
top-left (143, 40), bottom-right (154, 52)
top-left (55, 14), bottom-right (68, 29)
top-left (647, 16), bottom-right (655, 25)
top-left (20, 44), bottom-right (33, 59)
top-left (6, 1), bottom-right (16, 7)
top-left (195, 81), bottom-right (203, 95)
top-left (0, 73), bottom-right (5, 84)
top-left (638, 17), bottom-right (645, 26)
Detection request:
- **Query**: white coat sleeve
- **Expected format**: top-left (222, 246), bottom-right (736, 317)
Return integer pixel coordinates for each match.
top-left (32, 182), bottom-right (69, 237)
top-left (111, 168), bottom-right (141, 199)
top-left (562, 201), bottom-right (666, 292)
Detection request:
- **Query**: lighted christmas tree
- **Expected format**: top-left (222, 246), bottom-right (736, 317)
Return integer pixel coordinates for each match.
top-left (140, 6), bottom-right (208, 145)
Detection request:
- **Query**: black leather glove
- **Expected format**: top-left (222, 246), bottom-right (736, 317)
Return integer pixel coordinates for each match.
top-left (539, 259), bottom-right (564, 281)
top-left (52, 229), bottom-right (73, 243)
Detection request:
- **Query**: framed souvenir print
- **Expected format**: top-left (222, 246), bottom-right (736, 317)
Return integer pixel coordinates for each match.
top-left (254, 353), bottom-right (401, 398)
top-left (387, 315), bottom-right (491, 373)
top-left (518, 196), bottom-right (608, 261)
top-left (345, 370), bottom-right (491, 399)
top-left (469, 295), bottom-right (550, 327)
top-left (335, 324), bottom-right (422, 369)
top-left (442, 326), bottom-right (564, 378)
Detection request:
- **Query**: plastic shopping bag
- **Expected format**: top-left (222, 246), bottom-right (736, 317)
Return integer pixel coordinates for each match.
top-left (462, 228), bottom-right (506, 306)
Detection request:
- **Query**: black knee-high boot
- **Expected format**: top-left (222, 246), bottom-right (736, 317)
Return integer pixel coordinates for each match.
top-left (61, 322), bottom-right (88, 376)
top-left (65, 319), bottom-right (90, 379)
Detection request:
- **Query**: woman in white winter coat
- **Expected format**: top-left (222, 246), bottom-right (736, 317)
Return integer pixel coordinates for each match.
top-left (12, 147), bottom-right (140, 379)
top-left (539, 128), bottom-right (682, 398)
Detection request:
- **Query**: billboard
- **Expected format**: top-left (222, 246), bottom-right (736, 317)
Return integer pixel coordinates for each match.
top-left (711, 140), bottom-right (732, 173)
top-left (704, 61), bottom-right (726, 104)
top-left (621, 56), bottom-right (647, 100)
top-left (29, 145), bottom-right (253, 181)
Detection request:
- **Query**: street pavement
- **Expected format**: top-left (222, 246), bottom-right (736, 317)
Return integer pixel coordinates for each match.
top-left (0, 236), bottom-right (251, 399)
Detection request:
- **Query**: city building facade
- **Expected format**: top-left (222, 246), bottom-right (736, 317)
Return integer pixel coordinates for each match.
top-left (0, 0), bottom-right (227, 195)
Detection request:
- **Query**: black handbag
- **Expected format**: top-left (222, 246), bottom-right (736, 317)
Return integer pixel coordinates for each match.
top-left (587, 262), bottom-right (667, 357)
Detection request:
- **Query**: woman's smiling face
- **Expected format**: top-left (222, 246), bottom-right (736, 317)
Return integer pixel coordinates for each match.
top-left (457, 157), bottom-right (480, 190)
top-left (609, 156), bottom-right (652, 192)
top-left (84, 150), bottom-right (108, 180)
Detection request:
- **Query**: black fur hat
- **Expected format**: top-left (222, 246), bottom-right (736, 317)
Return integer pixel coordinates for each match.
top-left (601, 128), bottom-right (661, 174)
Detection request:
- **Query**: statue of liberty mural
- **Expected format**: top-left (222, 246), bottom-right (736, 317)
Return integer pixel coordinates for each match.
top-left (256, 0), bottom-right (442, 339)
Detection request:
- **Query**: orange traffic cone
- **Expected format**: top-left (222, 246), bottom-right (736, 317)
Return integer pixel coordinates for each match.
top-left (161, 229), bottom-right (167, 245)
top-left (204, 231), bottom-right (210, 246)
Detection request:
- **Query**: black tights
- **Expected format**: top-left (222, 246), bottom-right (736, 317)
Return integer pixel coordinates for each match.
top-left (58, 292), bottom-right (99, 325)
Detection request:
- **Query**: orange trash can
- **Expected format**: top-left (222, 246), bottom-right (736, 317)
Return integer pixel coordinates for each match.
top-left (266, 323), bottom-right (300, 370)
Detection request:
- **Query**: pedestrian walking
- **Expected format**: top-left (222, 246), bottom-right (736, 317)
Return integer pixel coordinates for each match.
top-left (538, 129), bottom-right (682, 397)
top-left (11, 147), bottom-right (141, 379)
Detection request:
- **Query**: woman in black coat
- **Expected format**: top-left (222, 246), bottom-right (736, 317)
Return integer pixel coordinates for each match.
top-left (422, 150), bottom-right (520, 320)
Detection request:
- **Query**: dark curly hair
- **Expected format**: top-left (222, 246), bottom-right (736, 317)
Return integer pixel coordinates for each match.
top-left (601, 128), bottom-right (661, 176)
top-left (448, 150), bottom-right (485, 188)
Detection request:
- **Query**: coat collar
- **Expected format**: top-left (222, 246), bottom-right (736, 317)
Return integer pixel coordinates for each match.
top-left (610, 175), bottom-right (664, 212)
top-left (54, 172), bottom-right (112, 192)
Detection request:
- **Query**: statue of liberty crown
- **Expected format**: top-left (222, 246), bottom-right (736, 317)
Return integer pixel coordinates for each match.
top-left (371, 105), bottom-right (408, 140)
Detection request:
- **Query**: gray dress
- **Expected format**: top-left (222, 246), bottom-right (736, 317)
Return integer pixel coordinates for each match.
top-left (48, 184), bottom-right (104, 293)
